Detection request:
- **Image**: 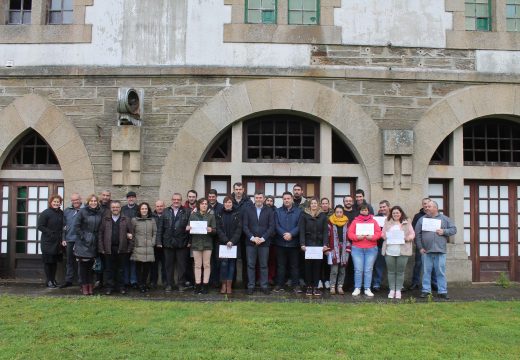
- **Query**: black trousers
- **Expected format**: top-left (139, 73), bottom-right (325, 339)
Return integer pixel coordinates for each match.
top-left (276, 246), bottom-right (300, 287)
top-left (135, 261), bottom-right (151, 288)
top-left (305, 259), bottom-right (322, 288)
top-left (150, 246), bottom-right (167, 285)
top-left (77, 259), bottom-right (94, 285)
top-left (164, 247), bottom-right (189, 287)
top-left (104, 251), bottom-right (129, 290)
top-left (43, 262), bottom-right (57, 283)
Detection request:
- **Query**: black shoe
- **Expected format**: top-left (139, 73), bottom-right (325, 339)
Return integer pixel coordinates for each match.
top-left (194, 284), bottom-right (202, 294)
top-left (432, 284), bottom-right (439, 292)
top-left (59, 282), bottom-right (73, 289)
top-left (139, 286), bottom-right (147, 293)
top-left (262, 288), bottom-right (270, 295)
top-left (293, 286), bottom-right (303, 294)
top-left (47, 281), bottom-right (56, 288)
top-left (201, 284), bottom-right (209, 294)
top-left (165, 285), bottom-right (173, 293)
top-left (420, 292), bottom-right (432, 298)
top-left (105, 289), bottom-right (113, 295)
top-left (52, 280), bottom-right (59, 287)
top-left (273, 285), bottom-right (283, 293)
top-left (306, 288), bottom-right (313, 296)
top-left (247, 288), bottom-right (254, 295)
top-left (408, 284), bottom-right (420, 291)
top-left (438, 293), bottom-right (450, 300)
top-left (372, 287), bottom-right (381, 293)
top-left (131, 283), bottom-right (138, 290)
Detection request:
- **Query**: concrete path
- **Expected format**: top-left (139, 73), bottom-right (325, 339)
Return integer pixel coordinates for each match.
top-left (1, 280), bottom-right (519, 303)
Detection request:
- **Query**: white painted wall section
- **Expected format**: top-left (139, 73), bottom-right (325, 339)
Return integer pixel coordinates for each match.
top-left (336, 0), bottom-right (452, 48)
top-left (0, 1), bottom-right (124, 66)
top-left (476, 51), bottom-right (520, 74)
top-left (185, 1), bottom-right (310, 67)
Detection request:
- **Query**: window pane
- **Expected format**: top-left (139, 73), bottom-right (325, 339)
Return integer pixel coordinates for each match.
top-left (9, 12), bottom-right (21, 24)
top-left (249, 0), bottom-right (261, 8)
top-left (479, 244), bottom-right (488, 256)
top-left (489, 244), bottom-right (498, 256)
top-left (264, 183), bottom-right (274, 196)
top-left (247, 10), bottom-right (261, 23)
top-left (288, 11), bottom-right (303, 24)
top-left (50, 0), bottom-right (62, 10)
top-left (429, 183), bottom-right (444, 196)
top-left (1, 242), bottom-right (6, 254)
top-left (63, 0), bottom-right (73, 10)
top-left (479, 229), bottom-right (488, 242)
top-left (303, 0), bottom-right (317, 10)
top-left (49, 11), bottom-right (61, 24)
top-left (262, 0), bottom-right (276, 10)
top-left (22, 11), bottom-right (31, 24)
top-left (289, 0), bottom-right (303, 10)
top-left (500, 244), bottom-right (509, 256)
top-left (62, 11), bottom-right (73, 24)
top-left (303, 11), bottom-right (318, 24)
top-left (27, 242), bottom-right (37, 255)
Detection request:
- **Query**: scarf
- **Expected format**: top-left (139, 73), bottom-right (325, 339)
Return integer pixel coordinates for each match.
top-left (329, 223), bottom-right (350, 266)
top-left (355, 214), bottom-right (373, 222)
top-left (329, 213), bottom-right (348, 227)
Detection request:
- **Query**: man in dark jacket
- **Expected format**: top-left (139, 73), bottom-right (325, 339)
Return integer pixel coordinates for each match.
top-left (150, 200), bottom-right (168, 289)
top-left (372, 200), bottom-right (390, 292)
top-left (410, 197), bottom-right (438, 291)
top-left (208, 189), bottom-right (224, 288)
top-left (98, 201), bottom-right (134, 295)
top-left (160, 193), bottom-right (191, 292)
top-left (353, 189), bottom-right (375, 215)
top-left (122, 191), bottom-right (138, 288)
top-left (274, 192), bottom-right (302, 293)
top-left (231, 182), bottom-right (254, 287)
top-left (60, 193), bottom-right (82, 288)
top-left (243, 191), bottom-right (275, 295)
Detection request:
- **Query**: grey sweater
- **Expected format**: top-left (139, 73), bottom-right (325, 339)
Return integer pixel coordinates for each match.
top-left (414, 213), bottom-right (457, 254)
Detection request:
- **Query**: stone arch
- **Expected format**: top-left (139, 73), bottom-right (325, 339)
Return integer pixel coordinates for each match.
top-left (0, 94), bottom-right (95, 198)
top-left (413, 84), bottom-right (520, 182)
top-left (159, 78), bottom-right (381, 200)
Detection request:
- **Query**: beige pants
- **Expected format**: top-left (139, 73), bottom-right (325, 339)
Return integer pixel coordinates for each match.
top-left (193, 250), bottom-right (212, 284)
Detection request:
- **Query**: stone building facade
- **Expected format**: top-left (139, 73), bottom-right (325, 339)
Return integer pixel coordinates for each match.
top-left (0, 1), bottom-right (519, 283)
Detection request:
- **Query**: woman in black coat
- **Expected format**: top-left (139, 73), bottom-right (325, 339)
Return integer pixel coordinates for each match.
top-left (74, 193), bottom-right (103, 295)
top-left (300, 197), bottom-right (329, 296)
top-left (37, 194), bottom-right (64, 288)
top-left (216, 196), bottom-right (242, 294)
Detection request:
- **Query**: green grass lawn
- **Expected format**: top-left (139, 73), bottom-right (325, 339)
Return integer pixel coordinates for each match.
top-left (0, 296), bottom-right (519, 360)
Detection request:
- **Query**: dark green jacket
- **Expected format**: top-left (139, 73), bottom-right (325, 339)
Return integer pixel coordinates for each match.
top-left (189, 212), bottom-right (216, 251)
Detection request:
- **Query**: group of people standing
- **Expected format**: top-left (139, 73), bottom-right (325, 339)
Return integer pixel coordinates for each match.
top-left (37, 183), bottom-right (456, 299)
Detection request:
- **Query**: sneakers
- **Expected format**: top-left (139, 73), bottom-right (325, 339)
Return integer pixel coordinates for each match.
top-left (306, 288), bottom-right (313, 296)
top-left (352, 288), bottom-right (361, 296)
top-left (337, 286), bottom-right (344, 295)
top-left (364, 288), bottom-right (374, 297)
top-left (317, 280), bottom-right (323, 289)
top-left (395, 291), bottom-right (402, 299)
top-left (388, 290), bottom-right (395, 299)
top-left (273, 285), bottom-right (283, 293)
top-left (293, 286), bottom-right (303, 294)
top-left (313, 288), bottom-right (322, 296)
top-left (324, 281), bottom-right (331, 289)
top-left (330, 287), bottom-right (336, 295)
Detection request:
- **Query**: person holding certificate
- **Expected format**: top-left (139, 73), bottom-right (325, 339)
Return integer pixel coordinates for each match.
top-left (216, 196), bottom-right (242, 294)
top-left (299, 198), bottom-right (329, 296)
top-left (187, 198), bottom-right (216, 295)
top-left (381, 206), bottom-right (415, 299)
top-left (347, 204), bottom-right (382, 297)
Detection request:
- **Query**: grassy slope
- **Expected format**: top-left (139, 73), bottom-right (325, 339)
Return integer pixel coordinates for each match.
top-left (0, 296), bottom-right (519, 359)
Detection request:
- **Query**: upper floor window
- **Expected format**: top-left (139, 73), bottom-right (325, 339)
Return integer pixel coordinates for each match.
top-left (430, 135), bottom-right (451, 165)
top-left (507, 0), bottom-right (520, 31)
top-left (48, 0), bottom-right (73, 25)
top-left (8, 0), bottom-right (32, 24)
top-left (244, 114), bottom-right (319, 162)
top-left (465, 0), bottom-right (492, 31)
top-left (463, 118), bottom-right (520, 165)
top-left (246, 0), bottom-right (276, 24)
top-left (204, 129), bottom-right (232, 162)
top-left (288, 0), bottom-right (319, 25)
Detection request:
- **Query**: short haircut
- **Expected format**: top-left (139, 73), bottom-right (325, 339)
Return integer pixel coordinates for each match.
top-left (172, 192), bottom-right (182, 199)
top-left (293, 183), bottom-right (303, 190)
top-left (187, 189), bottom-right (198, 197)
top-left (233, 182), bottom-right (243, 189)
top-left (111, 200), bottom-right (122, 207)
top-left (422, 197), bottom-right (432, 202)
top-left (223, 196), bottom-right (233, 204)
top-left (359, 204), bottom-right (369, 211)
top-left (430, 200), bottom-right (439, 209)
top-left (320, 197), bottom-right (330, 203)
top-left (101, 189), bottom-right (111, 195)
top-left (282, 191), bottom-right (293, 198)
top-left (355, 189), bottom-right (365, 196)
top-left (47, 194), bottom-right (63, 207)
top-left (343, 195), bottom-right (353, 200)
top-left (196, 197), bottom-right (208, 211)
top-left (208, 189), bottom-right (218, 196)
top-left (379, 200), bottom-right (390, 207)
top-left (254, 191), bottom-right (265, 196)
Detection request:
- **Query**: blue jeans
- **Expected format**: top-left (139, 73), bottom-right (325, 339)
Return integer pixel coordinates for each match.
top-left (372, 246), bottom-right (386, 288)
top-left (220, 258), bottom-right (236, 281)
top-left (351, 246), bottom-right (378, 290)
top-left (422, 253), bottom-right (447, 294)
top-left (412, 245), bottom-right (437, 288)
top-left (124, 260), bottom-right (138, 285)
top-left (246, 245), bottom-right (269, 289)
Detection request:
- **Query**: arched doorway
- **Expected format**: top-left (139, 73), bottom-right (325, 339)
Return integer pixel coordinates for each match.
top-left (0, 131), bottom-right (64, 278)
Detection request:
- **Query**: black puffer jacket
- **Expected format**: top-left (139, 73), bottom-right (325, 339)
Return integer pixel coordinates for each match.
top-left (37, 207), bottom-right (64, 255)
top-left (299, 209), bottom-right (328, 247)
top-left (74, 206), bottom-right (102, 258)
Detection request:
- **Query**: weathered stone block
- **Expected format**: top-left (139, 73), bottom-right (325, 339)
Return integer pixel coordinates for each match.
top-left (401, 156), bottom-right (413, 175)
top-left (111, 126), bottom-right (141, 151)
top-left (383, 174), bottom-right (394, 189)
top-left (383, 130), bottom-right (414, 155)
top-left (400, 174), bottom-right (412, 189)
top-left (383, 155), bottom-right (395, 175)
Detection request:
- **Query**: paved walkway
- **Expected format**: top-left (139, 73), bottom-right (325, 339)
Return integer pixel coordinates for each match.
top-left (1, 280), bottom-right (519, 303)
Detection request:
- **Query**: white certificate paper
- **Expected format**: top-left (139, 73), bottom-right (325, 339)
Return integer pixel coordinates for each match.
top-left (386, 230), bottom-right (405, 245)
top-left (305, 246), bottom-right (324, 260)
top-left (219, 245), bottom-right (237, 259)
top-left (356, 223), bottom-right (375, 236)
top-left (373, 216), bottom-right (386, 228)
top-left (422, 218), bottom-right (441, 232)
top-left (190, 221), bottom-right (208, 234)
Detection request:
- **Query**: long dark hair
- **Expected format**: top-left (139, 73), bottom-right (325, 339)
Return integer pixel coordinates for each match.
top-left (388, 205), bottom-right (407, 223)
top-left (137, 202), bottom-right (152, 218)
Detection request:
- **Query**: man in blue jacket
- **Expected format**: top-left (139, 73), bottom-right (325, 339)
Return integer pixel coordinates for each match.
top-left (243, 191), bottom-right (275, 295)
top-left (273, 192), bottom-right (302, 293)
top-left (415, 201), bottom-right (457, 300)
